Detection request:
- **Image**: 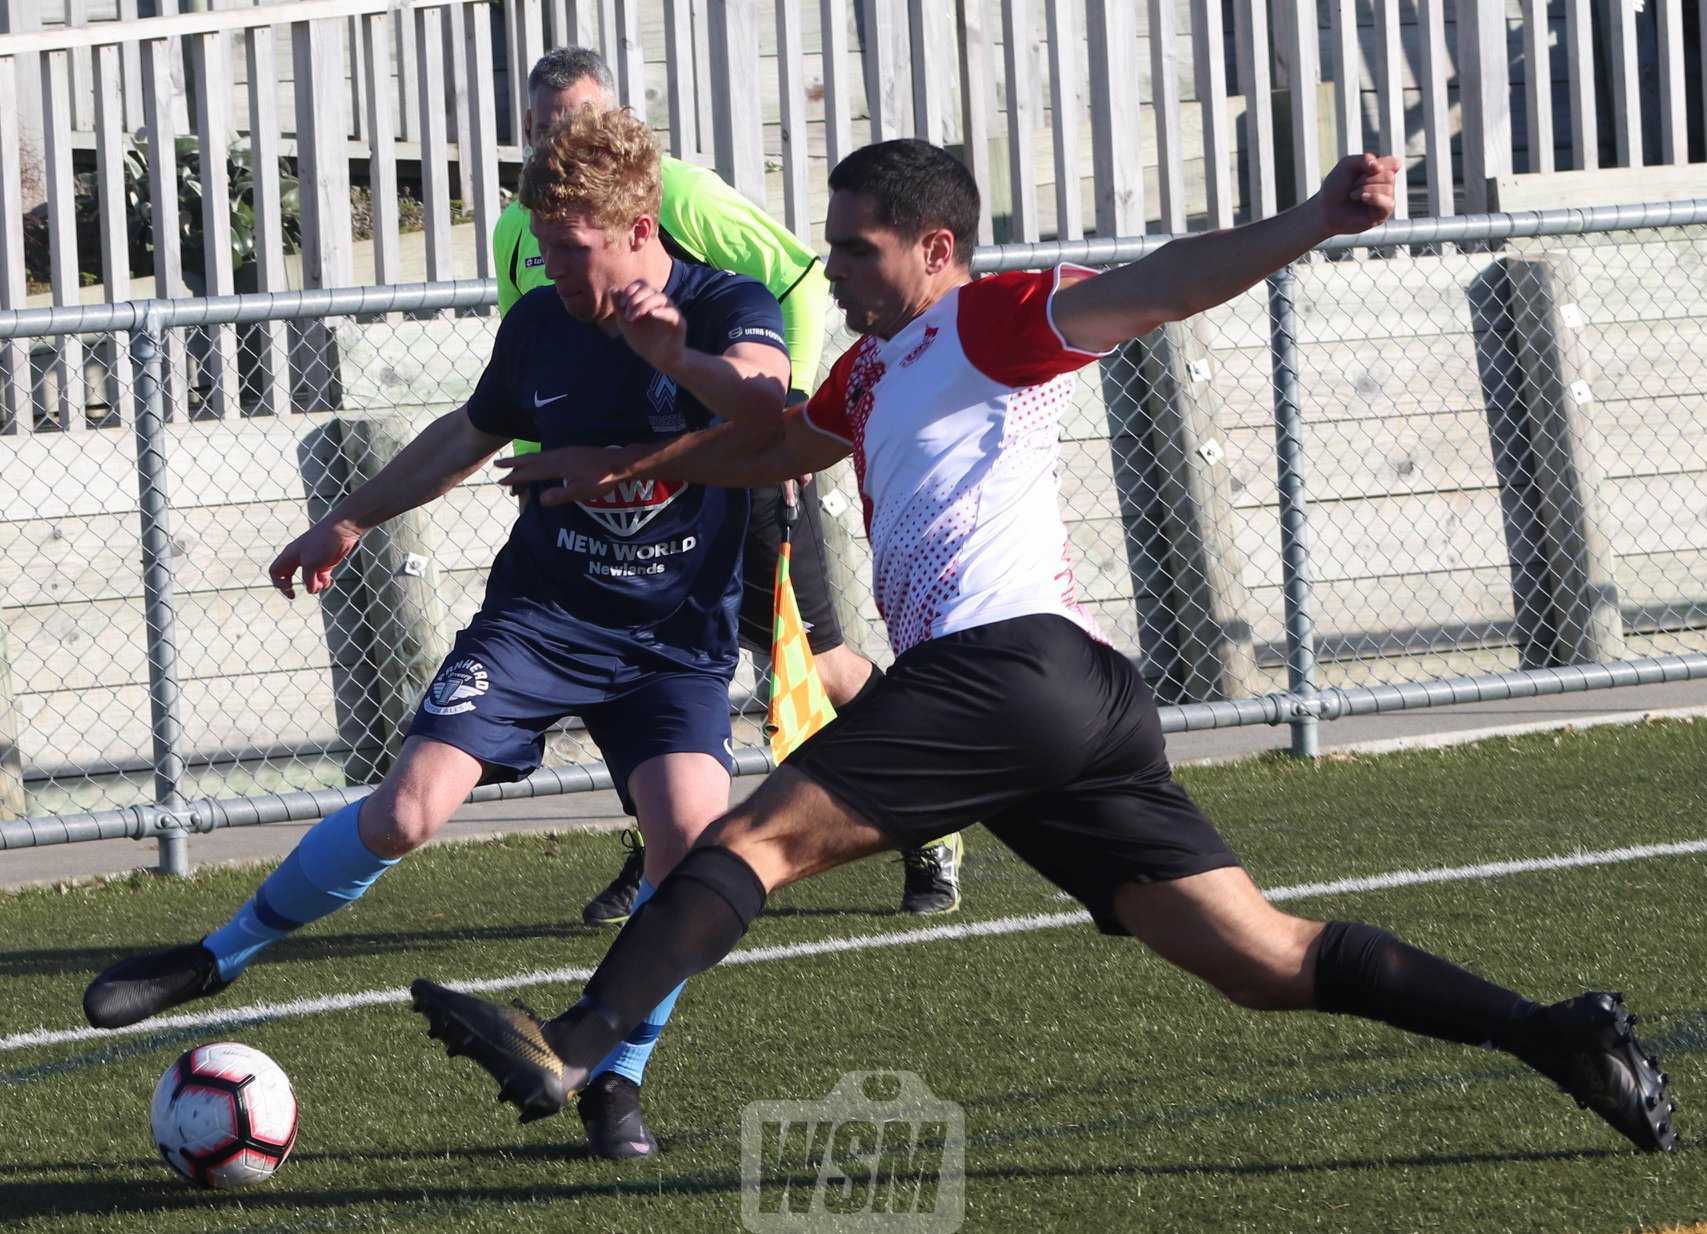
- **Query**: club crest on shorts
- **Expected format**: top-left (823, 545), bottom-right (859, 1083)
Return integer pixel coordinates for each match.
top-left (421, 656), bottom-right (490, 716)
top-left (577, 476), bottom-right (685, 536)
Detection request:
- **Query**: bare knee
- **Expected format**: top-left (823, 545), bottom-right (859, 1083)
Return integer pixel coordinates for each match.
top-left (1201, 921), bottom-right (1321, 1011)
top-left (358, 787), bottom-right (448, 858)
top-left (692, 767), bottom-right (889, 891)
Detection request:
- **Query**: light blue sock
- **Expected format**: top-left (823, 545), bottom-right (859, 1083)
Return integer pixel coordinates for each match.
top-left (202, 799), bottom-right (399, 982)
top-left (593, 877), bottom-right (686, 1087)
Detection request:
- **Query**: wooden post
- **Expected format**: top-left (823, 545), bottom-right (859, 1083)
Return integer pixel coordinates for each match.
top-left (664, 0), bottom-right (698, 157)
top-left (299, 420), bottom-right (387, 786)
top-left (1521, 0), bottom-right (1554, 173)
top-left (192, 27), bottom-right (240, 419)
top-left (1504, 254), bottom-right (1627, 666)
top-left (142, 38), bottom-right (191, 416)
top-left (1146, 0), bottom-right (1185, 233)
top-left (343, 415), bottom-right (453, 777)
top-left (1417, 0), bottom-right (1453, 220)
top-left (41, 50), bottom-right (85, 432)
top-left (1455, 0), bottom-right (1512, 213)
top-left (1564, 0), bottom-right (1596, 171)
top-left (707, 0), bottom-right (764, 200)
top-left (0, 621), bottom-right (23, 819)
top-left (1138, 321), bottom-right (1258, 701)
top-left (1086, 0), bottom-right (1141, 238)
top-left (299, 414), bottom-right (452, 787)
top-left (810, 461), bottom-right (882, 664)
top-left (776, 0), bottom-right (810, 237)
top-left (1101, 322), bottom-right (1256, 704)
top-left (1279, 0), bottom-right (1320, 205)
top-left (1000, 0), bottom-right (1039, 241)
top-left (1190, 0), bottom-right (1234, 228)
top-left (1044, 0), bottom-right (1082, 240)
top-left (1234, 0), bottom-right (1277, 219)
top-left (862, 0), bottom-right (912, 142)
top-left (94, 45), bottom-right (132, 422)
top-left (292, 18), bottom-right (351, 410)
top-left (957, 0), bottom-right (996, 243)
top-left (1372, 0), bottom-right (1406, 218)
top-left (0, 50), bottom-right (27, 434)
top-left (614, 0), bottom-right (645, 119)
top-left (246, 24), bottom-right (291, 415)
top-left (1470, 263), bottom-right (1556, 670)
top-left (820, 0), bottom-right (855, 171)
top-left (463, 3), bottom-right (501, 281)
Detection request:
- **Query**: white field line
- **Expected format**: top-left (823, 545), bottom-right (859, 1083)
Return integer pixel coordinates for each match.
top-left (5, 836), bottom-right (1706, 1054)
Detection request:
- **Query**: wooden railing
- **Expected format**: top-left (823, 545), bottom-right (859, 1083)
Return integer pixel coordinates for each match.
top-left (3, 0), bottom-right (1706, 432)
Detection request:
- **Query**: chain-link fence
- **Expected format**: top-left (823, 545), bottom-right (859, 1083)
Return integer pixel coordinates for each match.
top-left (3, 203), bottom-right (1705, 871)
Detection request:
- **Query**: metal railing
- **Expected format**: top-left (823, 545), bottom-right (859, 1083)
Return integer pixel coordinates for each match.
top-left (2, 202), bottom-right (1705, 872)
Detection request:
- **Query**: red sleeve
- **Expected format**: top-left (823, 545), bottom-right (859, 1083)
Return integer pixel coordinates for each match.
top-left (802, 342), bottom-right (859, 445)
top-left (957, 264), bottom-right (1114, 388)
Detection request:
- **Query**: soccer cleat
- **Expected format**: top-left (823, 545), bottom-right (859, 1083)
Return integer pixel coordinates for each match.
top-left (578, 1072), bottom-right (659, 1160)
top-left (582, 828), bottom-right (647, 927)
top-left (83, 942), bottom-right (230, 1030)
top-left (1517, 991), bottom-right (1678, 1152)
top-left (410, 979), bottom-right (574, 1124)
top-left (899, 832), bottom-right (964, 916)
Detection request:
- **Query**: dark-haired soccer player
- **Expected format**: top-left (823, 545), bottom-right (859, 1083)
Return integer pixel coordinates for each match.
top-left (83, 107), bottom-right (790, 1161)
top-left (414, 139), bottom-right (1678, 1155)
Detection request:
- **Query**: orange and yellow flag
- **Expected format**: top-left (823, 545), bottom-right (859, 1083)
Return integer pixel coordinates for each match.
top-left (766, 538), bottom-right (837, 762)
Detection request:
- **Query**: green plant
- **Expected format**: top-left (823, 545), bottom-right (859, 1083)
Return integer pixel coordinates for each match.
top-left (69, 135), bottom-right (303, 283)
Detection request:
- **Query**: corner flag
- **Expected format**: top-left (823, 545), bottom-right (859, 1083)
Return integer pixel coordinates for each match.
top-left (766, 483), bottom-right (837, 762)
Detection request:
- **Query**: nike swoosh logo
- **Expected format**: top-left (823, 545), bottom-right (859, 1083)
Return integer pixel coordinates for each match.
top-left (533, 391), bottom-right (569, 408)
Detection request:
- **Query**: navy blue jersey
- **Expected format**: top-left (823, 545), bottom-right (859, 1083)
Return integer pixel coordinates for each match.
top-left (464, 259), bottom-right (787, 683)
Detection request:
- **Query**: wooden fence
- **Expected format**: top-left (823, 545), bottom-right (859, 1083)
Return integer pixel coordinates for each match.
top-left (3, 0), bottom-right (1706, 419)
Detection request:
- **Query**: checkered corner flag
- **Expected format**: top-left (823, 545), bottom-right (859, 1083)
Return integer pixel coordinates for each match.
top-left (767, 481), bottom-right (837, 762)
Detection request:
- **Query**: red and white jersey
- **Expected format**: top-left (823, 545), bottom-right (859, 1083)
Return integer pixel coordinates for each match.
top-left (804, 264), bottom-right (1112, 655)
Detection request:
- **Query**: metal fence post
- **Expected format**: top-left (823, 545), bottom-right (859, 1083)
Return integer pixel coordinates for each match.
top-left (131, 304), bottom-right (190, 875)
top-left (1267, 265), bottom-right (1319, 758)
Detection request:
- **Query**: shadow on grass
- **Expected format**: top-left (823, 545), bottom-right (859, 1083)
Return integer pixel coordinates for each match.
top-left (4, 1136), bottom-right (1690, 1226)
top-left (1, 893), bottom-right (935, 983)
top-left (0, 920), bottom-right (613, 982)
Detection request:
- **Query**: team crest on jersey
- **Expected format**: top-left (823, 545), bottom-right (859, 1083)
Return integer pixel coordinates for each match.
top-left (421, 656), bottom-right (489, 716)
top-left (900, 325), bottom-right (940, 368)
top-left (646, 370), bottom-right (685, 432)
top-left (578, 475), bottom-right (686, 536)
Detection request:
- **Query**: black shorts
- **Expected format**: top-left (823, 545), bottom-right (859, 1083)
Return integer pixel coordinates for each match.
top-left (786, 614), bottom-right (1241, 933)
top-left (739, 476), bottom-right (845, 656)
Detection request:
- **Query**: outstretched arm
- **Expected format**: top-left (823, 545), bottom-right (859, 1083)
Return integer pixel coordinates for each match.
top-left (269, 407), bottom-right (510, 597)
top-left (1053, 154), bottom-right (1400, 354)
top-left (495, 407), bottom-right (851, 508)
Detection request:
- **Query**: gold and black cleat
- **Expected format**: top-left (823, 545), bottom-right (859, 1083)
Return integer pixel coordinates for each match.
top-left (409, 979), bottom-right (574, 1124)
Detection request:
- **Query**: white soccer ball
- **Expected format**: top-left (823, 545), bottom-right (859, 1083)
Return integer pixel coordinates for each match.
top-left (150, 1042), bottom-right (299, 1188)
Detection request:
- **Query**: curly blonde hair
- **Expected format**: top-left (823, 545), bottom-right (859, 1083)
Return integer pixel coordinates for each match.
top-left (520, 106), bottom-right (661, 234)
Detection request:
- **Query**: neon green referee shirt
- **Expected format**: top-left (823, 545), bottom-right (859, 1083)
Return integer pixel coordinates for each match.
top-left (493, 155), bottom-right (829, 453)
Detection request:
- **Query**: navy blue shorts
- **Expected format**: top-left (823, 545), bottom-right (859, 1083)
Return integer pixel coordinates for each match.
top-left (404, 616), bottom-right (735, 815)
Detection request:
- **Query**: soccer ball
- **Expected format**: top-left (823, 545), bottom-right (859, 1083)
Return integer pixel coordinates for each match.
top-left (150, 1042), bottom-right (299, 1188)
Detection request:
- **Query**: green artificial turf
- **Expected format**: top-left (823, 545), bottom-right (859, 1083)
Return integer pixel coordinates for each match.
top-left (1, 719), bottom-right (1704, 1232)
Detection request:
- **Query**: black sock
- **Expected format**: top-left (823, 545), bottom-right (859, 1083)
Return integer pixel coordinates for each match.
top-left (1313, 921), bottom-right (1539, 1049)
top-left (545, 846), bottom-right (766, 1081)
top-left (843, 662), bottom-right (885, 709)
